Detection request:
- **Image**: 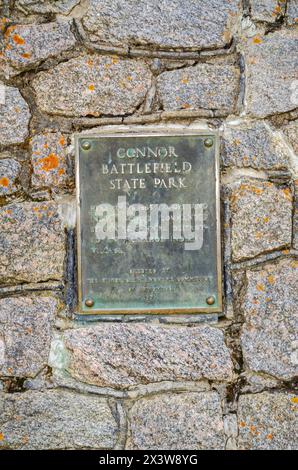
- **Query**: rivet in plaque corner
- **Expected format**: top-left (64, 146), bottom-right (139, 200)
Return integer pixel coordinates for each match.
top-left (81, 140), bottom-right (91, 151)
top-left (85, 298), bottom-right (94, 307)
top-left (206, 296), bottom-right (215, 305)
top-left (204, 138), bottom-right (213, 148)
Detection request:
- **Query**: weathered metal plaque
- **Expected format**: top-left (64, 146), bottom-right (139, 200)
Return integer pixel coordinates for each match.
top-left (76, 131), bottom-right (222, 314)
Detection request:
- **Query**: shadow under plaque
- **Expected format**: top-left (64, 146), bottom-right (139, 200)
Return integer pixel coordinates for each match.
top-left (75, 130), bottom-right (222, 315)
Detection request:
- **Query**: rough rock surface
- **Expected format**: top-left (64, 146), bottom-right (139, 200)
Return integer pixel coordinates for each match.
top-left (282, 120), bottom-right (298, 154)
top-left (127, 392), bottom-right (225, 450)
top-left (230, 180), bottom-right (292, 261)
top-left (238, 392), bottom-right (298, 449)
top-left (222, 121), bottom-right (290, 169)
top-left (63, 324), bottom-right (234, 388)
top-left (0, 202), bottom-right (65, 284)
top-left (15, 0), bottom-right (80, 14)
top-left (82, 0), bottom-right (239, 50)
top-left (294, 179), bottom-right (298, 250)
top-left (0, 159), bottom-right (21, 197)
top-left (157, 63), bottom-right (239, 114)
top-left (250, 0), bottom-right (286, 23)
top-left (287, 0), bottom-right (298, 25)
top-left (0, 83), bottom-right (30, 145)
top-left (244, 29), bottom-right (298, 117)
top-left (240, 258), bottom-right (298, 380)
top-left (1, 22), bottom-right (76, 75)
top-left (32, 54), bottom-right (152, 117)
top-left (31, 132), bottom-right (70, 188)
top-left (0, 295), bottom-right (56, 377)
top-left (0, 390), bottom-right (118, 449)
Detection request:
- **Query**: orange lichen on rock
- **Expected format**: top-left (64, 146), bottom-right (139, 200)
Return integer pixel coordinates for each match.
top-left (31, 133), bottom-right (69, 189)
top-left (253, 187), bottom-right (263, 195)
top-left (272, 5), bottom-right (282, 15)
top-left (266, 433), bottom-right (273, 440)
top-left (39, 153), bottom-right (59, 172)
top-left (256, 283), bottom-right (265, 292)
top-left (0, 176), bottom-right (9, 187)
top-left (21, 52), bottom-right (31, 59)
top-left (239, 183), bottom-right (264, 196)
top-left (12, 34), bottom-right (25, 45)
top-left (253, 35), bottom-right (262, 44)
top-left (4, 25), bottom-right (15, 38)
top-left (0, 432), bottom-right (4, 441)
top-left (0, 17), bottom-right (8, 33)
top-left (59, 136), bottom-right (65, 146)
top-left (267, 275), bottom-right (275, 284)
top-left (88, 84), bottom-right (95, 91)
top-left (282, 188), bottom-right (292, 201)
top-left (249, 425), bottom-right (260, 436)
top-left (181, 77), bottom-right (189, 84)
top-left (291, 397), bottom-right (298, 404)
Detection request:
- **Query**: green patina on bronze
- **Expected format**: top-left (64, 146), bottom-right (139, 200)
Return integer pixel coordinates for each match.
top-left (76, 131), bottom-right (222, 314)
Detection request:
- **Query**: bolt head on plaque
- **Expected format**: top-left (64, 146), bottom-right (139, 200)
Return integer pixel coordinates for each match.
top-left (204, 138), bottom-right (213, 148)
top-left (206, 296), bottom-right (215, 305)
top-left (85, 298), bottom-right (94, 307)
top-left (81, 141), bottom-right (91, 151)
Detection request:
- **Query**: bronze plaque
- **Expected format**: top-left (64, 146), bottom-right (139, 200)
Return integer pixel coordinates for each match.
top-left (76, 131), bottom-right (222, 314)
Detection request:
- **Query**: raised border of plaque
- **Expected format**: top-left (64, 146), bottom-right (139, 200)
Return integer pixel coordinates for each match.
top-left (75, 129), bottom-right (222, 315)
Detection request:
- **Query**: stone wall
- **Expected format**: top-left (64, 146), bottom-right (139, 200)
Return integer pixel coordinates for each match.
top-left (0, 0), bottom-right (297, 450)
